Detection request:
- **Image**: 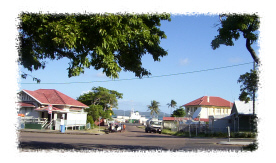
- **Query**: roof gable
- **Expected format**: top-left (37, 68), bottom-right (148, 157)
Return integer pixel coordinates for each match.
top-left (22, 89), bottom-right (88, 108)
top-left (23, 89), bottom-right (49, 103)
top-left (232, 101), bottom-right (253, 115)
top-left (184, 96), bottom-right (233, 107)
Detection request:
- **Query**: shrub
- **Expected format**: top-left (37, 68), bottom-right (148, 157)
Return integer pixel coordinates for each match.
top-left (233, 132), bottom-right (257, 138)
top-left (242, 142), bottom-right (258, 151)
top-left (87, 115), bottom-right (95, 128)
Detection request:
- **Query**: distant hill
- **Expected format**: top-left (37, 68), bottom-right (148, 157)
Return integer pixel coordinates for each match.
top-left (112, 110), bottom-right (171, 118)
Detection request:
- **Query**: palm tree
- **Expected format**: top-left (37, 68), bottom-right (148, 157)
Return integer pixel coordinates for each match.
top-left (167, 100), bottom-right (177, 115)
top-left (147, 100), bottom-right (160, 117)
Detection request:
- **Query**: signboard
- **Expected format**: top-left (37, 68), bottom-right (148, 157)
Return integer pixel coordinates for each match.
top-left (48, 105), bottom-right (52, 114)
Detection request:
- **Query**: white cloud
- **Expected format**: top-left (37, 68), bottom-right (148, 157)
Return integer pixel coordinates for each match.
top-left (80, 90), bottom-right (91, 95)
top-left (179, 58), bottom-right (189, 66)
top-left (96, 72), bottom-right (107, 78)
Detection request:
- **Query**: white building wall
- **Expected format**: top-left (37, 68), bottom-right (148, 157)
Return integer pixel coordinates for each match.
top-left (186, 106), bottom-right (231, 119)
top-left (66, 112), bottom-right (87, 125)
top-left (200, 107), bottom-right (208, 119)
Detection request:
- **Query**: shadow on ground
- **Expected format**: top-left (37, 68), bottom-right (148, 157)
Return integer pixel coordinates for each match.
top-left (19, 141), bottom-right (166, 152)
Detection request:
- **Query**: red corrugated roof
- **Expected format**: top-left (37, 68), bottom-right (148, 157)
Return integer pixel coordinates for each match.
top-left (163, 117), bottom-right (188, 121)
top-left (184, 96), bottom-right (233, 107)
top-left (22, 89), bottom-right (88, 108)
top-left (23, 89), bottom-right (49, 104)
top-left (162, 117), bottom-right (209, 122)
top-left (193, 118), bottom-right (209, 122)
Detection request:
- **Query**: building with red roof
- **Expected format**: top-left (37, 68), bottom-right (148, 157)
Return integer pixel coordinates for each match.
top-left (183, 96), bottom-right (233, 120)
top-left (18, 89), bottom-right (88, 130)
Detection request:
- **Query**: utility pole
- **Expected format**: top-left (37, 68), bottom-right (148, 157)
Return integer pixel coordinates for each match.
top-left (252, 61), bottom-right (257, 132)
top-left (253, 62), bottom-right (256, 116)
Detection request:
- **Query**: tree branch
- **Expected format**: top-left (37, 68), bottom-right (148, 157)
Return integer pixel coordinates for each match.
top-left (246, 38), bottom-right (260, 64)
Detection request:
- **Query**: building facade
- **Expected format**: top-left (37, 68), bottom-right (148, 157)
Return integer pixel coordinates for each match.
top-left (183, 96), bottom-right (233, 120)
top-left (18, 89), bottom-right (88, 130)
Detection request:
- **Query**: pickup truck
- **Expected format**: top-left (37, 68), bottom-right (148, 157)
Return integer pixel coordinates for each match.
top-left (145, 118), bottom-right (163, 134)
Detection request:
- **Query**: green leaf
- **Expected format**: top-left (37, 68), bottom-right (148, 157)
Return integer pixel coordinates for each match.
top-left (19, 13), bottom-right (171, 81)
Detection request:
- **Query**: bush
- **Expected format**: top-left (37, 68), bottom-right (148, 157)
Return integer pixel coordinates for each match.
top-left (242, 142), bottom-right (258, 151)
top-left (87, 115), bottom-right (95, 128)
top-left (233, 132), bottom-right (256, 138)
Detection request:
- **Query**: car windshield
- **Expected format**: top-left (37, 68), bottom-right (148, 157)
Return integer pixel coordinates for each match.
top-left (152, 121), bottom-right (162, 125)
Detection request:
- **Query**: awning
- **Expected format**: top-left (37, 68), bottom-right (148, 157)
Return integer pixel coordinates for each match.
top-left (17, 102), bottom-right (35, 107)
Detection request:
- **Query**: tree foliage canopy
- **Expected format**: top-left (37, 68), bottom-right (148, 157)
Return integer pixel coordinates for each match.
top-left (167, 99), bottom-right (177, 109)
top-left (211, 14), bottom-right (260, 64)
top-left (19, 13), bottom-right (171, 80)
top-left (147, 100), bottom-right (160, 116)
top-left (77, 86), bottom-right (123, 110)
top-left (171, 106), bottom-right (186, 117)
top-left (167, 99), bottom-right (177, 114)
top-left (77, 86), bottom-right (123, 121)
top-left (237, 69), bottom-right (258, 103)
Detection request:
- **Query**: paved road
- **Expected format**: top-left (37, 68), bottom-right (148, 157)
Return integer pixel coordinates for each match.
top-left (19, 125), bottom-right (253, 152)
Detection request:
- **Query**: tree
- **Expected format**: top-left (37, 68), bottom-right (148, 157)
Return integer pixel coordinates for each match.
top-left (211, 14), bottom-right (260, 64)
top-left (18, 13), bottom-right (171, 82)
top-left (237, 69), bottom-right (258, 115)
top-left (147, 100), bottom-right (160, 117)
top-left (212, 14), bottom-right (260, 117)
top-left (85, 105), bottom-right (103, 122)
top-left (77, 86), bottom-right (122, 121)
top-left (87, 115), bottom-right (95, 127)
top-left (77, 86), bottom-right (123, 110)
top-left (167, 99), bottom-right (177, 115)
top-left (171, 106), bottom-right (186, 117)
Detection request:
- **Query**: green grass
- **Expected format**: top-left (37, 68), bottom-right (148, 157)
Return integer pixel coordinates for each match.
top-left (161, 129), bottom-right (176, 135)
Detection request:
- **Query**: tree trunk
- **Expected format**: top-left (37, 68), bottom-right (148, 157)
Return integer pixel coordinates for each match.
top-left (246, 38), bottom-right (260, 65)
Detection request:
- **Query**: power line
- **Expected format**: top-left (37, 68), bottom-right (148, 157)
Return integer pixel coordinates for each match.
top-left (20, 62), bottom-right (253, 85)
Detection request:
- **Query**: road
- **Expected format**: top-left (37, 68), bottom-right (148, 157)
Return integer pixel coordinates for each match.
top-left (19, 125), bottom-right (253, 152)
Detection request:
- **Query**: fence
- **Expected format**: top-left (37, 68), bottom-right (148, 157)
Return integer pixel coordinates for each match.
top-left (172, 123), bottom-right (254, 136)
top-left (18, 116), bottom-right (48, 129)
top-left (177, 123), bottom-right (208, 134)
top-left (18, 117), bottom-right (87, 130)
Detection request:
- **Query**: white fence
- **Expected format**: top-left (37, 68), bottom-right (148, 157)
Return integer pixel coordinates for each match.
top-left (54, 119), bottom-right (86, 130)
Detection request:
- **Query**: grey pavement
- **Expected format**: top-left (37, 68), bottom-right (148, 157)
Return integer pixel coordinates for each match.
top-left (218, 141), bottom-right (254, 145)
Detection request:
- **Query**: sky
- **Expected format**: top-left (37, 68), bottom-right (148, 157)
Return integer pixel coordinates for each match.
top-left (18, 15), bottom-right (258, 114)
top-left (2, 0), bottom-right (276, 160)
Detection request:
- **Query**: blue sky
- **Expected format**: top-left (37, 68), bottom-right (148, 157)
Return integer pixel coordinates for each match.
top-left (19, 15), bottom-right (258, 114)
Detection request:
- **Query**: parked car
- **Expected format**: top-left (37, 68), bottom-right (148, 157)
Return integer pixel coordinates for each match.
top-left (145, 118), bottom-right (163, 134)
